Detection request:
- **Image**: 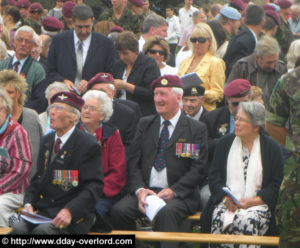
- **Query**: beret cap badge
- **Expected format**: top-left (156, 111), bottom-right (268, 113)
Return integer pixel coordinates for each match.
top-left (191, 87), bottom-right (198, 95)
top-left (161, 79), bottom-right (168, 86)
top-left (58, 94), bottom-right (68, 100)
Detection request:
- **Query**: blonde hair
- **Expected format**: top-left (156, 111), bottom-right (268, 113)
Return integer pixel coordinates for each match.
top-left (189, 23), bottom-right (217, 55)
top-left (287, 40), bottom-right (300, 70)
top-left (249, 86), bottom-right (263, 101)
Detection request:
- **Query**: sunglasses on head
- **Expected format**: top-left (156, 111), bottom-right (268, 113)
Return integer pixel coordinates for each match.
top-left (148, 49), bottom-right (165, 56)
top-left (190, 37), bottom-right (208, 43)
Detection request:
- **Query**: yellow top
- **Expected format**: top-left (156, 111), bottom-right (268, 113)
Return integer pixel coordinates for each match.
top-left (178, 52), bottom-right (226, 111)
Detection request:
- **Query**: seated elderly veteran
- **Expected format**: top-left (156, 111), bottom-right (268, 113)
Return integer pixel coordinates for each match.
top-left (0, 89), bottom-right (32, 227)
top-left (86, 73), bottom-right (140, 155)
top-left (10, 92), bottom-right (104, 235)
top-left (80, 90), bottom-right (126, 231)
top-left (110, 75), bottom-right (208, 248)
top-left (182, 84), bottom-right (207, 122)
top-left (201, 102), bottom-right (283, 244)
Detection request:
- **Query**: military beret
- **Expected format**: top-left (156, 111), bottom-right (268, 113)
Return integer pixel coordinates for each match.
top-left (62, 1), bottom-right (75, 18)
top-left (87, 73), bottom-right (114, 90)
top-left (224, 79), bottom-right (251, 98)
top-left (229, 0), bottom-right (245, 11)
top-left (278, 0), bottom-right (292, 9)
top-left (16, 0), bottom-right (30, 8)
top-left (220, 6), bottom-right (241, 20)
top-left (8, 0), bottom-right (16, 6)
top-left (269, 3), bottom-right (280, 12)
top-left (242, 0), bottom-right (250, 3)
top-left (183, 85), bottom-right (205, 97)
top-left (151, 75), bottom-right (183, 90)
top-left (29, 3), bottom-right (43, 13)
top-left (262, 4), bottom-right (276, 12)
top-left (129, 0), bottom-right (144, 7)
top-left (109, 26), bottom-right (124, 33)
top-left (50, 91), bottom-right (84, 111)
top-left (42, 16), bottom-right (64, 31)
top-left (265, 10), bottom-right (280, 26)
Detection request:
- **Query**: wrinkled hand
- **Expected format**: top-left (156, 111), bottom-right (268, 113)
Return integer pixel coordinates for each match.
top-left (157, 188), bottom-right (174, 202)
top-left (52, 208), bottom-right (72, 229)
top-left (114, 79), bottom-right (125, 90)
top-left (77, 80), bottom-right (88, 94)
top-left (238, 197), bottom-right (264, 209)
top-left (64, 79), bottom-right (76, 91)
top-left (137, 188), bottom-right (156, 214)
top-left (225, 197), bottom-right (238, 212)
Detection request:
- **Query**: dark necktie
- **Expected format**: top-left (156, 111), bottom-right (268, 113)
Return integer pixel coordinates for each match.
top-left (54, 138), bottom-right (62, 154)
top-left (153, 120), bottom-right (171, 171)
top-left (13, 61), bottom-right (20, 73)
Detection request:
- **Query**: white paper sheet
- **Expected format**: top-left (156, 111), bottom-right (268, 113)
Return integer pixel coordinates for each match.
top-left (145, 195), bottom-right (166, 221)
top-left (21, 210), bottom-right (52, 224)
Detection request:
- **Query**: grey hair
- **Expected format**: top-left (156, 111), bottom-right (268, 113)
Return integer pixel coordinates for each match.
top-left (142, 13), bottom-right (167, 34)
top-left (14, 25), bottom-right (36, 39)
top-left (33, 34), bottom-right (42, 47)
top-left (45, 82), bottom-right (70, 99)
top-left (192, 10), bottom-right (204, 20)
top-left (0, 88), bottom-right (13, 114)
top-left (255, 35), bottom-right (280, 58)
top-left (239, 101), bottom-right (266, 128)
top-left (68, 106), bottom-right (81, 124)
top-left (83, 90), bottom-right (113, 122)
top-left (287, 39), bottom-right (300, 70)
top-left (171, 87), bottom-right (183, 97)
top-left (0, 39), bottom-right (8, 60)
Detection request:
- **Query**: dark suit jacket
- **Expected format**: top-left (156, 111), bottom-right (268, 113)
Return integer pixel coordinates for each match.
top-left (223, 26), bottom-right (256, 78)
top-left (112, 53), bottom-right (161, 116)
top-left (199, 107), bottom-right (207, 122)
top-left (24, 127), bottom-right (104, 234)
top-left (201, 132), bottom-right (283, 236)
top-left (47, 30), bottom-right (116, 84)
top-left (127, 112), bottom-right (208, 213)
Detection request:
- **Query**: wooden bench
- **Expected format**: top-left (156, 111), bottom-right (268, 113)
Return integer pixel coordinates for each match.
top-left (90, 230), bottom-right (279, 246)
top-left (187, 211), bottom-right (201, 221)
top-left (0, 228), bottom-right (11, 235)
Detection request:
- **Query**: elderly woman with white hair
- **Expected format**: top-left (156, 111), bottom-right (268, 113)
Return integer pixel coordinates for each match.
top-left (201, 102), bottom-right (283, 246)
top-left (178, 23), bottom-right (225, 111)
top-left (80, 90), bottom-right (126, 231)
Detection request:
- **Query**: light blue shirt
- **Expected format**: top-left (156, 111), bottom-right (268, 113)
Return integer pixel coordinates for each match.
top-left (12, 56), bottom-right (27, 74)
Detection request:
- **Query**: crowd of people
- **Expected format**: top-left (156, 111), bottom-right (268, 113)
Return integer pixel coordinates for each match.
top-left (0, 0), bottom-right (299, 247)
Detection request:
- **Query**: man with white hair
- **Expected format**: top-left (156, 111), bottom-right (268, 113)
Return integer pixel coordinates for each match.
top-left (0, 25), bottom-right (45, 111)
top-left (288, 4), bottom-right (300, 39)
top-left (111, 75), bottom-right (207, 248)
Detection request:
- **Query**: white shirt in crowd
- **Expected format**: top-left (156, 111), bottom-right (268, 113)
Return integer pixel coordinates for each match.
top-left (166, 15), bottom-right (181, 45)
top-left (179, 5), bottom-right (198, 34)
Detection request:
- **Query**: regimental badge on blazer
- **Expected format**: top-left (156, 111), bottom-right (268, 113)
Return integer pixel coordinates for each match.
top-left (218, 123), bottom-right (228, 136)
top-left (176, 142), bottom-right (200, 159)
top-left (53, 170), bottom-right (79, 191)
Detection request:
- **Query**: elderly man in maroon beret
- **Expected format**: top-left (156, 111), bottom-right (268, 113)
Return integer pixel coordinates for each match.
top-left (42, 16), bottom-right (64, 37)
top-left (111, 75), bottom-right (208, 248)
top-left (10, 91), bottom-right (104, 234)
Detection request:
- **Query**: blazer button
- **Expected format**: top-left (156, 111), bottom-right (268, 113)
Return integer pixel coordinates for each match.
top-left (40, 195), bottom-right (43, 199)
top-left (51, 199), bottom-right (55, 203)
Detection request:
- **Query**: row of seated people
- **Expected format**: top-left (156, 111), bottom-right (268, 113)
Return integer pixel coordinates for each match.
top-left (0, 72), bottom-right (283, 248)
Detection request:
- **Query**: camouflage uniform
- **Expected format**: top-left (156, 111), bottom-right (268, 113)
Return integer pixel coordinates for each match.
top-left (23, 17), bottom-right (42, 34)
top-left (98, 8), bottom-right (142, 35)
top-left (275, 16), bottom-right (293, 62)
top-left (267, 67), bottom-right (300, 247)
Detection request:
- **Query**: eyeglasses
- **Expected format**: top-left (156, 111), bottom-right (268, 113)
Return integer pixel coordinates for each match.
top-left (234, 116), bottom-right (251, 123)
top-left (15, 38), bottom-right (33, 45)
top-left (148, 49), bottom-right (165, 56)
top-left (82, 105), bottom-right (99, 112)
top-left (230, 100), bottom-right (248, 107)
top-left (190, 37), bottom-right (208, 43)
top-left (47, 104), bottom-right (69, 113)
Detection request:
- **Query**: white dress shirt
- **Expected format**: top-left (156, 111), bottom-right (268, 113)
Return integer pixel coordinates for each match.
top-left (73, 31), bottom-right (92, 67)
top-left (179, 6), bottom-right (198, 34)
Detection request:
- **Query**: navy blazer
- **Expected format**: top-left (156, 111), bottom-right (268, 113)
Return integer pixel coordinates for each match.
top-left (47, 30), bottom-right (116, 84)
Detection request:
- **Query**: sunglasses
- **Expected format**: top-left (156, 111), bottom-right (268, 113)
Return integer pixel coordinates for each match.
top-left (190, 37), bottom-right (208, 43)
top-left (148, 49), bottom-right (165, 56)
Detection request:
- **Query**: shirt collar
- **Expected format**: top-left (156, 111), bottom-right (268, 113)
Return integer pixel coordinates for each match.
top-left (12, 55), bottom-right (27, 67)
top-left (55, 125), bottom-right (76, 147)
top-left (160, 109), bottom-right (181, 128)
top-left (73, 30), bottom-right (92, 47)
top-left (187, 106), bottom-right (203, 120)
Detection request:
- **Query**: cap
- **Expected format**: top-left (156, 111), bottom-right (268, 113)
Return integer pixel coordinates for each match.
top-left (29, 3), bottom-right (43, 13)
top-left (262, 4), bottom-right (276, 12)
top-left (151, 75), bottom-right (183, 91)
top-left (87, 73), bottom-right (114, 90)
top-left (242, 0), bottom-right (250, 3)
top-left (224, 79), bottom-right (251, 98)
top-left (278, 0), bottom-right (292, 9)
top-left (42, 16), bottom-right (64, 31)
top-left (50, 91), bottom-right (84, 111)
top-left (265, 10), bottom-right (280, 26)
top-left (62, 1), bottom-right (75, 18)
top-left (16, 0), bottom-right (30, 8)
top-left (220, 6), bottom-right (241, 20)
top-left (229, 0), bottom-right (245, 11)
top-left (129, 0), bottom-right (144, 7)
top-left (8, 0), bottom-right (16, 6)
top-left (109, 25), bottom-right (124, 33)
top-left (183, 85), bottom-right (205, 97)
top-left (269, 3), bottom-right (280, 12)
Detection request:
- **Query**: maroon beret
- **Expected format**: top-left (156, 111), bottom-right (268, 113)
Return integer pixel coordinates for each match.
top-left (242, 0), bottom-right (250, 3)
top-left (225, 79), bottom-right (251, 98)
top-left (262, 4), bottom-right (276, 11)
top-left (151, 75), bottom-right (183, 91)
top-left (129, 0), bottom-right (144, 7)
top-left (87, 73), bottom-right (114, 90)
top-left (8, 0), bottom-right (16, 6)
top-left (42, 16), bottom-right (64, 31)
top-left (278, 0), bottom-right (292, 9)
top-left (62, 1), bottom-right (75, 18)
top-left (229, 0), bottom-right (245, 11)
top-left (29, 3), bottom-right (43, 13)
top-left (109, 25), bottom-right (124, 33)
top-left (265, 10), bottom-right (280, 26)
top-left (50, 91), bottom-right (84, 111)
top-left (16, 0), bottom-right (30, 8)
